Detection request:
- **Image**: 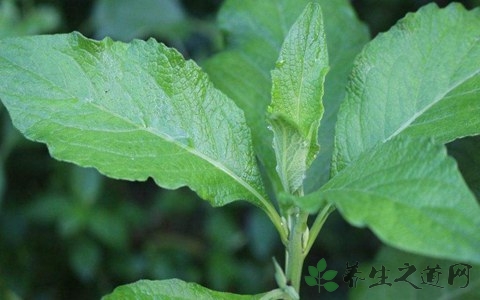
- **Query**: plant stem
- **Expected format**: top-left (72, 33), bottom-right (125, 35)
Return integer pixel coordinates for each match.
top-left (304, 202), bottom-right (335, 255)
top-left (285, 209), bottom-right (309, 293)
top-left (259, 288), bottom-right (285, 300)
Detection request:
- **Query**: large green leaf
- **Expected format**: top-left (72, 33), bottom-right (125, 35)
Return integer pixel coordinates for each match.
top-left (349, 246), bottom-right (480, 300)
top-left (102, 279), bottom-right (263, 300)
top-left (333, 3), bottom-right (480, 174)
top-left (0, 33), bottom-right (276, 217)
top-left (204, 0), bottom-right (369, 192)
top-left (296, 137), bottom-right (480, 264)
top-left (268, 3), bottom-right (329, 194)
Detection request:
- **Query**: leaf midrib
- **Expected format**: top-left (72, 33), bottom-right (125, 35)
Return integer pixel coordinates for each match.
top-left (0, 53), bottom-right (269, 208)
top-left (385, 67), bottom-right (480, 143)
top-left (86, 101), bottom-right (270, 207)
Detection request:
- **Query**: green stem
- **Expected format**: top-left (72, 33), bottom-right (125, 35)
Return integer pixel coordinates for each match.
top-left (285, 209), bottom-right (309, 293)
top-left (304, 203), bottom-right (335, 255)
top-left (259, 288), bottom-right (285, 300)
top-left (263, 202), bottom-right (289, 245)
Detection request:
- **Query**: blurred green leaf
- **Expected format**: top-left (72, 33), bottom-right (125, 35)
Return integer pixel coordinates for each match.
top-left (236, 261), bottom-right (271, 293)
top-left (69, 238), bottom-right (101, 281)
top-left (0, 0), bottom-right (59, 38)
top-left (92, 0), bottom-right (189, 42)
top-left (102, 279), bottom-right (264, 299)
top-left (109, 253), bottom-right (148, 282)
top-left (0, 288), bottom-right (21, 300)
top-left (206, 210), bottom-right (245, 251)
top-left (25, 195), bottom-right (70, 223)
top-left (144, 248), bottom-right (200, 283)
top-left (207, 253), bottom-right (238, 291)
top-left (154, 189), bottom-right (198, 216)
top-left (88, 209), bottom-right (128, 249)
top-left (59, 200), bottom-right (89, 237)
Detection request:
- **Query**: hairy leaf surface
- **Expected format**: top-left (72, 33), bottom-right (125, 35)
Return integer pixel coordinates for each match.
top-left (268, 3), bottom-right (329, 194)
top-left (204, 0), bottom-right (369, 191)
top-left (333, 3), bottom-right (480, 173)
top-left (297, 137), bottom-right (480, 264)
top-left (0, 33), bottom-right (273, 212)
top-left (102, 279), bottom-right (262, 300)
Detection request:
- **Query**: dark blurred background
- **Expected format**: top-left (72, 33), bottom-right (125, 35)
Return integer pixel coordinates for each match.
top-left (0, 0), bottom-right (479, 299)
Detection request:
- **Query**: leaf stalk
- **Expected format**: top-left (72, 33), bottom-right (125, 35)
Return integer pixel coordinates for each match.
top-left (304, 202), bottom-right (335, 255)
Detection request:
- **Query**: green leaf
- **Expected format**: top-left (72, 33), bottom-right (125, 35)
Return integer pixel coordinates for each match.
top-left (308, 265), bottom-right (319, 277)
top-left (269, 2), bottom-right (328, 160)
top-left (322, 270), bottom-right (338, 280)
top-left (349, 246), bottom-right (480, 300)
top-left (448, 136), bottom-right (480, 200)
top-left (102, 279), bottom-right (263, 300)
top-left (273, 257), bottom-right (287, 289)
top-left (323, 281), bottom-right (339, 292)
top-left (0, 0), bottom-right (60, 38)
top-left (88, 209), bottom-right (128, 248)
top-left (0, 33), bottom-right (277, 217)
top-left (303, 1), bottom-right (369, 191)
top-left (333, 3), bottom-right (480, 174)
top-left (92, 0), bottom-right (189, 42)
top-left (297, 137), bottom-right (480, 264)
top-left (268, 117), bottom-right (309, 195)
top-left (317, 258), bottom-right (327, 272)
top-left (268, 2), bottom-right (329, 194)
top-left (204, 0), bottom-right (369, 192)
top-left (304, 276), bottom-right (318, 287)
top-left (69, 237), bottom-right (101, 281)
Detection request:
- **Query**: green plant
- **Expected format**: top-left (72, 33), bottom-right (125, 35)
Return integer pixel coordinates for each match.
top-left (0, 0), bottom-right (479, 299)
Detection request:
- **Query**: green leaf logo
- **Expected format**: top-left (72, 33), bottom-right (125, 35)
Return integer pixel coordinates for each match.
top-left (304, 258), bottom-right (339, 293)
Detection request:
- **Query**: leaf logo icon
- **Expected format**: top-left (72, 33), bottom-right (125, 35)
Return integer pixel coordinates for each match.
top-left (305, 258), bottom-right (339, 293)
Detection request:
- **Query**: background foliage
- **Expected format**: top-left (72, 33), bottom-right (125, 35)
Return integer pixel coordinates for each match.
top-left (0, 0), bottom-right (478, 299)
